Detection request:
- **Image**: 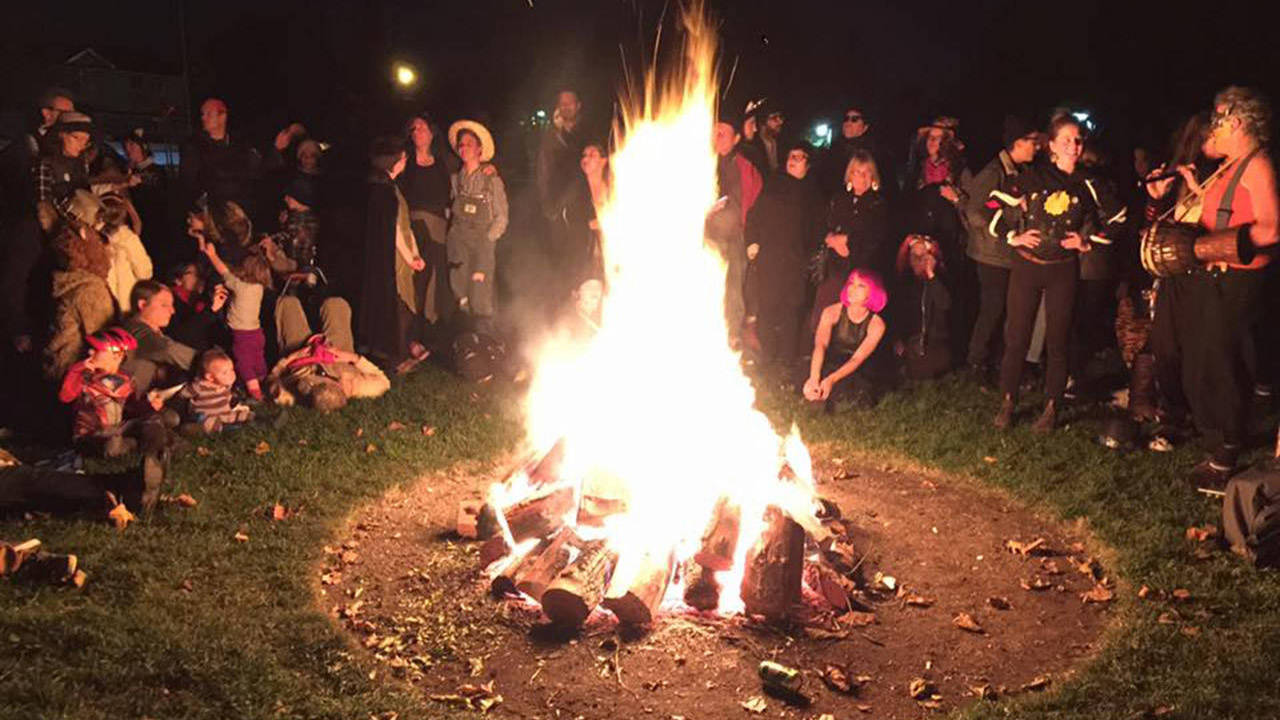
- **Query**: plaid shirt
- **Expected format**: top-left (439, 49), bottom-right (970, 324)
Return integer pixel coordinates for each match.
top-left (34, 153), bottom-right (89, 220)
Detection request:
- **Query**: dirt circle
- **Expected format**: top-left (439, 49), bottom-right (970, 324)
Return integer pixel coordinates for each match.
top-left (320, 448), bottom-right (1114, 719)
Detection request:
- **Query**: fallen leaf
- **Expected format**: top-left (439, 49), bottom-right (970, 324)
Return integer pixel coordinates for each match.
top-left (953, 612), bottom-right (984, 633)
top-left (196, 446), bottom-right (211, 457)
top-left (1081, 584), bottom-right (1114, 604)
top-left (1157, 611), bottom-right (1179, 624)
top-left (740, 696), bottom-right (767, 713)
top-left (856, 705), bottom-right (872, 714)
top-left (355, 427), bottom-right (364, 438)
top-left (904, 594), bottom-right (934, 608)
top-left (341, 550), bottom-right (359, 564)
top-left (1069, 541), bottom-right (1087, 553)
top-left (987, 596), bottom-right (1012, 610)
top-left (422, 425), bottom-right (437, 436)
top-left (872, 572), bottom-right (896, 591)
top-left (1074, 557), bottom-right (1101, 578)
top-left (320, 571), bottom-right (342, 585)
top-left (1152, 705), bottom-right (1175, 716)
top-left (387, 421), bottom-right (406, 431)
top-left (983, 456), bottom-right (997, 464)
top-left (70, 570), bottom-right (88, 589)
top-left (107, 502), bottom-right (136, 531)
top-left (1171, 588), bottom-right (1192, 602)
top-left (468, 657), bottom-right (484, 677)
top-left (820, 664), bottom-right (854, 694)
top-left (1185, 525), bottom-right (1219, 542)
top-left (817, 715), bottom-right (835, 720)
top-left (1138, 585), bottom-right (1151, 599)
top-left (253, 441), bottom-right (270, 455)
top-left (971, 683), bottom-right (998, 700)
top-left (1005, 537), bottom-right (1046, 556)
top-left (837, 611), bottom-right (876, 627)
top-left (270, 504), bottom-right (288, 521)
top-left (234, 531), bottom-right (249, 543)
top-left (918, 699), bottom-right (943, 709)
top-left (179, 579), bottom-right (193, 593)
top-left (365, 443), bottom-right (377, 454)
top-left (1041, 559), bottom-right (1063, 575)
top-left (1022, 675), bottom-right (1051, 691)
top-left (1020, 576), bottom-right (1052, 591)
top-left (908, 678), bottom-right (932, 699)
top-left (1180, 625), bottom-right (1201, 637)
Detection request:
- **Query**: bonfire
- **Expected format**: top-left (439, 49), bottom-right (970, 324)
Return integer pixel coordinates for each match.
top-left (457, 8), bottom-right (851, 629)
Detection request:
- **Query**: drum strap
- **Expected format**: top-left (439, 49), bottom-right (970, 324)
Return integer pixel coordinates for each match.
top-left (1215, 147), bottom-right (1263, 231)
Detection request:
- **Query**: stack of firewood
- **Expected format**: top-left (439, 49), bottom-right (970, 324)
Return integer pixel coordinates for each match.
top-left (456, 440), bottom-right (851, 628)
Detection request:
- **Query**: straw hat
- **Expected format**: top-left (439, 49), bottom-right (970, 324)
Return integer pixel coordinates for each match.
top-left (448, 119), bottom-right (495, 162)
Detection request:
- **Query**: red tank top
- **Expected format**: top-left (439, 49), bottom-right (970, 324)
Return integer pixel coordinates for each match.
top-left (1201, 153), bottom-right (1267, 269)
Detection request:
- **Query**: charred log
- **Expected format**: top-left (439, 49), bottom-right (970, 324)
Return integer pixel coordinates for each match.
top-left (541, 539), bottom-right (619, 627)
top-left (741, 506), bottom-right (805, 621)
top-left (602, 550), bottom-right (675, 625)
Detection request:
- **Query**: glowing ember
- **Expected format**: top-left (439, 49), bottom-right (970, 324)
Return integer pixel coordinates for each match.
top-left (489, 7), bottom-right (822, 622)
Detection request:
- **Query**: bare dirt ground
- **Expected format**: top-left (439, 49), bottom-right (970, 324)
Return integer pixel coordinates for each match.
top-left (319, 447), bottom-right (1114, 719)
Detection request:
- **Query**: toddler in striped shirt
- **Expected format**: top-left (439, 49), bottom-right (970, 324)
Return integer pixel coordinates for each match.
top-left (180, 348), bottom-right (254, 433)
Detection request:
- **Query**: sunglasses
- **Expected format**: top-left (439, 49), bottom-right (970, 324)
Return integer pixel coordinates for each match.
top-left (844, 114), bottom-right (864, 122)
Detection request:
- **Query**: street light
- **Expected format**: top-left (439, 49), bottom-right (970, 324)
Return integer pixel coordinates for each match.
top-left (393, 62), bottom-right (418, 89)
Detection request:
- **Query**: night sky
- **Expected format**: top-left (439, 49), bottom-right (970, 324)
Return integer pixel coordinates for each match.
top-left (3, 0), bottom-right (1277, 166)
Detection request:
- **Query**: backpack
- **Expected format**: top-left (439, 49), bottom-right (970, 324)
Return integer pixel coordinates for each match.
top-left (1222, 460), bottom-right (1280, 568)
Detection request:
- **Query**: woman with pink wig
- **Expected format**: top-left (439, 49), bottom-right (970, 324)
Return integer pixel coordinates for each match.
top-left (804, 269), bottom-right (888, 407)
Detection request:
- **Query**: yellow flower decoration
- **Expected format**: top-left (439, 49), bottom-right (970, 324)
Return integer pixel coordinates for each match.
top-left (1043, 190), bottom-right (1071, 216)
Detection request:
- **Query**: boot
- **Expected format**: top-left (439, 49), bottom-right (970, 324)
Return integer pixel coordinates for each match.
top-left (1128, 353), bottom-right (1158, 422)
top-left (1031, 399), bottom-right (1057, 433)
top-left (993, 394), bottom-right (1015, 430)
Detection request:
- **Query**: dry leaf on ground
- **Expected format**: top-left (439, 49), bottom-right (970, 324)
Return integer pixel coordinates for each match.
top-left (908, 678), bottom-right (932, 699)
top-left (1023, 675), bottom-right (1051, 691)
top-left (1020, 576), bottom-right (1052, 591)
top-left (904, 594), bottom-right (934, 608)
top-left (820, 665), bottom-right (854, 694)
top-left (387, 421), bottom-right (405, 431)
top-left (422, 425), bottom-right (437, 436)
top-left (253, 441), bottom-right (270, 455)
top-left (987, 596), bottom-right (1012, 610)
top-left (233, 531), bottom-right (249, 543)
top-left (1005, 538), bottom-right (1046, 556)
top-left (953, 612), bottom-right (984, 633)
top-left (107, 502), bottom-right (135, 530)
top-left (1081, 584), bottom-right (1114, 604)
top-left (196, 446), bottom-right (211, 457)
top-left (1171, 588), bottom-right (1192, 601)
top-left (740, 696), bottom-right (767, 713)
top-left (270, 504), bottom-right (288, 521)
top-left (838, 611), bottom-right (876, 627)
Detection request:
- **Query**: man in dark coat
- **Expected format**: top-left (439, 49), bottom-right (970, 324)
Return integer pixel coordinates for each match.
top-left (820, 105), bottom-right (889, 198)
top-left (535, 90), bottom-right (586, 307)
top-left (747, 144), bottom-right (825, 366)
top-left (179, 98), bottom-right (263, 221)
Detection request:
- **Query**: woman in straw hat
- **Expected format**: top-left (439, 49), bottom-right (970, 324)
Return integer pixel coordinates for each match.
top-left (447, 120), bottom-right (508, 334)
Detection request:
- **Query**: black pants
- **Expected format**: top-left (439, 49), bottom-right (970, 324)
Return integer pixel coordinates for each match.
top-left (967, 262), bottom-right (1010, 367)
top-left (1150, 273), bottom-right (1196, 420)
top-left (1000, 256), bottom-right (1077, 400)
top-left (1070, 277), bottom-right (1113, 378)
top-left (758, 302), bottom-right (802, 366)
top-left (1185, 270), bottom-right (1264, 451)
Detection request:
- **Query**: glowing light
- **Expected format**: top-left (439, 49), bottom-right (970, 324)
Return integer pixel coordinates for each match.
top-left (815, 123), bottom-right (831, 138)
top-left (393, 63), bottom-right (417, 88)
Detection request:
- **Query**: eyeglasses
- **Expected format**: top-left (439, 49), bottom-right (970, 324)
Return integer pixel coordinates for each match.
top-left (844, 114), bottom-right (864, 122)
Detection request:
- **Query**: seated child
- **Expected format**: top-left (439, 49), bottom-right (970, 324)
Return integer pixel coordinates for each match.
top-left (59, 328), bottom-right (168, 459)
top-left (266, 334), bottom-right (390, 411)
top-left (178, 348), bottom-right (254, 433)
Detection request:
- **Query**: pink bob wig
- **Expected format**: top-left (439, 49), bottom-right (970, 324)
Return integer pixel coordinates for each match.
top-left (839, 268), bottom-right (888, 313)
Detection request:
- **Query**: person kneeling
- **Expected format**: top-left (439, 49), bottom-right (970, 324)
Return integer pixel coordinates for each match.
top-left (803, 269), bottom-right (888, 410)
top-left (894, 235), bottom-right (953, 381)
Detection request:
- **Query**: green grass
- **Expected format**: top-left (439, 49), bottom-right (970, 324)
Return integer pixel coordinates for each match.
top-left (3, 368), bottom-right (1279, 719)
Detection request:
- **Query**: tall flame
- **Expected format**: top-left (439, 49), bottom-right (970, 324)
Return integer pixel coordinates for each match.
top-left (520, 8), bottom-right (814, 614)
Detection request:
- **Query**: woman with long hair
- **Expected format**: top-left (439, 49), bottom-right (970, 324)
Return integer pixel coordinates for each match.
top-left (990, 115), bottom-right (1101, 431)
top-left (398, 114), bottom-right (453, 340)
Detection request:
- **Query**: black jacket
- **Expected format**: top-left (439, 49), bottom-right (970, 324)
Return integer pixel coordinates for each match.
top-left (179, 132), bottom-right (263, 216)
top-left (824, 189), bottom-right (890, 279)
top-left (747, 174), bottom-right (825, 309)
top-left (990, 162), bottom-right (1101, 264)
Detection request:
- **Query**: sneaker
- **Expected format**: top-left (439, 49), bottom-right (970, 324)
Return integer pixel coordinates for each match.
top-left (1187, 459), bottom-right (1233, 490)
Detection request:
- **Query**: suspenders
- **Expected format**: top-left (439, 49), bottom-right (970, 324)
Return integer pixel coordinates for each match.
top-left (1214, 147), bottom-right (1263, 231)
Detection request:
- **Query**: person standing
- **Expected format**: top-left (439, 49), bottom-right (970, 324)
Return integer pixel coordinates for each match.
top-left (962, 116), bottom-right (1040, 378)
top-left (707, 120), bottom-right (764, 347)
top-left (810, 150), bottom-right (891, 331)
top-left (746, 144), bottom-right (825, 367)
top-left (179, 98), bottom-right (262, 220)
top-left (359, 137), bottom-right (426, 371)
top-left (536, 90), bottom-right (586, 306)
top-left (448, 121), bottom-right (509, 335)
top-left (821, 105), bottom-right (887, 199)
top-left (398, 114), bottom-right (453, 337)
top-left (990, 116), bottom-right (1105, 432)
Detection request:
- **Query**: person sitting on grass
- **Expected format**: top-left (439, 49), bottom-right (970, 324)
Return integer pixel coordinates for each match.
top-left (59, 328), bottom-right (168, 460)
top-left (177, 348), bottom-right (253, 433)
top-left (121, 280), bottom-right (198, 395)
top-left (803, 269), bottom-right (889, 409)
top-left (42, 193), bottom-right (117, 380)
top-left (265, 334), bottom-right (390, 412)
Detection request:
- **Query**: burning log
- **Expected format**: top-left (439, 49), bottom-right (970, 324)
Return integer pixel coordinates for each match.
top-left (741, 506), bottom-right (805, 620)
top-left (603, 550), bottom-right (676, 625)
top-left (682, 560), bottom-right (722, 611)
top-left (478, 535), bottom-right (512, 568)
top-left (499, 484), bottom-right (576, 543)
top-left (528, 438), bottom-right (567, 488)
top-left (576, 494), bottom-right (628, 527)
top-left (541, 539), bottom-right (619, 627)
top-left (491, 526), bottom-right (577, 600)
top-left (694, 496), bottom-right (741, 571)
top-left (456, 499), bottom-right (499, 540)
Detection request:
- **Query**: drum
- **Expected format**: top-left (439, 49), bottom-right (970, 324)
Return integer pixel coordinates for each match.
top-left (1140, 222), bottom-right (1199, 277)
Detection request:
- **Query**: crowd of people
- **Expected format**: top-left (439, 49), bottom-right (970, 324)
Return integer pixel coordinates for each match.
top-left (0, 80), bottom-right (1276, 514)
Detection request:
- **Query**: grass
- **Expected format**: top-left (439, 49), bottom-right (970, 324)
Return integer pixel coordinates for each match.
top-left (3, 366), bottom-right (1279, 719)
